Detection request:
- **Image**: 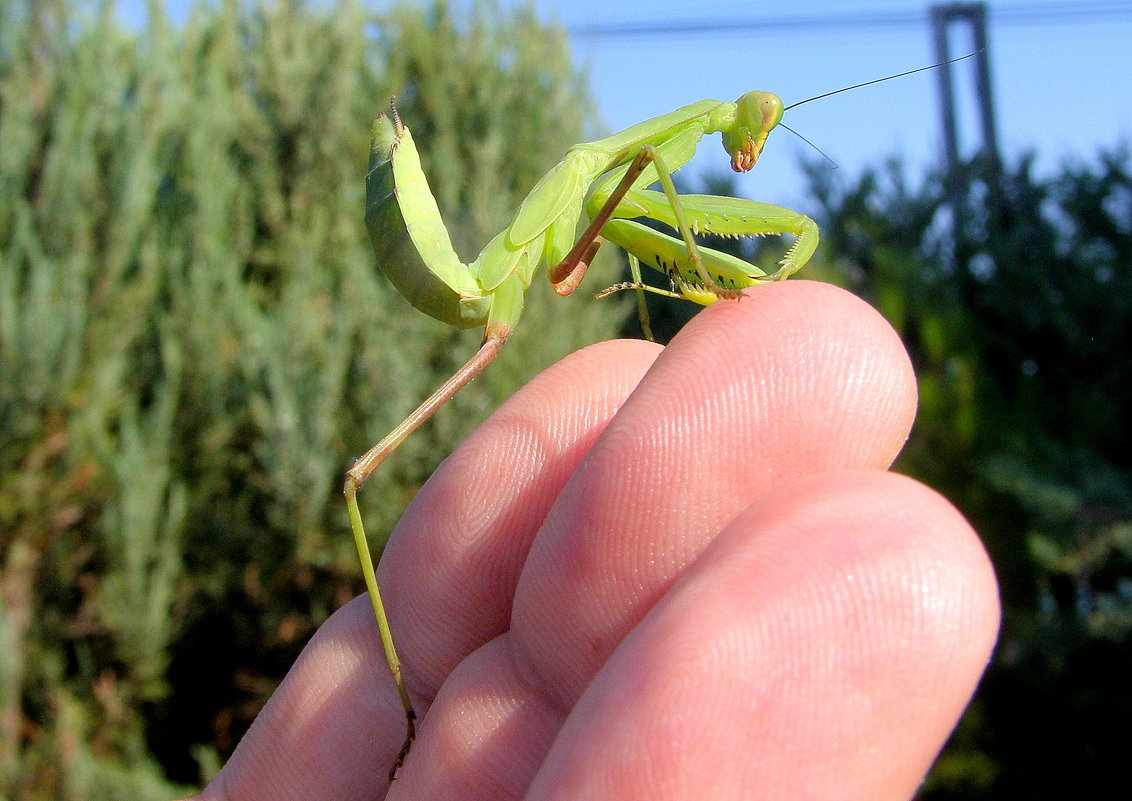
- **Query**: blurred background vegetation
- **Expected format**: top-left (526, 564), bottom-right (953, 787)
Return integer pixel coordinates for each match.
top-left (0, 0), bottom-right (1127, 798)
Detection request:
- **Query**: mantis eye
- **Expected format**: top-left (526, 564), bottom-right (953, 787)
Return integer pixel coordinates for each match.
top-left (759, 93), bottom-right (785, 129)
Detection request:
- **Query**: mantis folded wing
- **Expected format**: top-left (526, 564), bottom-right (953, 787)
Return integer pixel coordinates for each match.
top-left (349, 90), bottom-right (818, 779)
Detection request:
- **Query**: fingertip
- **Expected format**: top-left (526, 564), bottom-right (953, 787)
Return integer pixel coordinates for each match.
top-left (693, 469), bottom-right (1000, 722)
top-left (527, 469), bottom-right (998, 801)
top-left (640, 280), bottom-right (919, 474)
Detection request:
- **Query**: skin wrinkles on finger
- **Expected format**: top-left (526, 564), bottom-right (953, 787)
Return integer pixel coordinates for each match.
top-left (380, 285), bottom-right (910, 791)
top-left (384, 281), bottom-right (923, 796)
top-left (378, 339), bottom-right (663, 692)
top-left (508, 282), bottom-right (918, 711)
top-left (519, 472), bottom-right (999, 801)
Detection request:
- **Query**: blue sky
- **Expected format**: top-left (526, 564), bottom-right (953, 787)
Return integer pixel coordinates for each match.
top-left (125, 0), bottom-right (1131, 208)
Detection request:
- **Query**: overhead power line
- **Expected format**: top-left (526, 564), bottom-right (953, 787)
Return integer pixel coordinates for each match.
top-left (567, 2), bottom-right (1132, 39)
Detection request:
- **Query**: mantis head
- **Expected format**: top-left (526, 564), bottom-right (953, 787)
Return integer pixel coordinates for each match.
top-left (723, 90), bottom-right (784, 172)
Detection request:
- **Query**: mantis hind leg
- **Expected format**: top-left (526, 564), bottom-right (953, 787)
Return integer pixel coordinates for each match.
top-left (345, 329), bottom-right (511, 781)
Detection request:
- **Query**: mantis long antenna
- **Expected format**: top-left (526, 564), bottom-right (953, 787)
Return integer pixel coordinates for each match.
top-left (784, 49), bottom-right (984, 111)
top-left (778, 122), bottom-right (838, 168)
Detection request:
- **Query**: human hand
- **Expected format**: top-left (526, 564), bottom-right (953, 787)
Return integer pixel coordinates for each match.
top-left (189, 280), bottom-right (999, 801)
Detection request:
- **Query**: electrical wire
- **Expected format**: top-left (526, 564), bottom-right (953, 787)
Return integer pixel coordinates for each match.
top-left (567, 2), bottom-right (1132, 39)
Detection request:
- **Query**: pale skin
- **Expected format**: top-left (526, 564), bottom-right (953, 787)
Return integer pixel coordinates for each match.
top-left (187, 281), bottom-right (1000, 801)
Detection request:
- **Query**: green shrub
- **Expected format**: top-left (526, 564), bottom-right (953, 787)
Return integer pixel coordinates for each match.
top-left (0, 1), bottom-right (622, 796)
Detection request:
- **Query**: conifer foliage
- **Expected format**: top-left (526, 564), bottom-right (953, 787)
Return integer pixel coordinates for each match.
top-left (0, 1), bottom-right (617, 796)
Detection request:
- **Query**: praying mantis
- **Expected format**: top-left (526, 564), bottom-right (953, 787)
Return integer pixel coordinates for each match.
top-left (347, 56), bottom-right (976, 780)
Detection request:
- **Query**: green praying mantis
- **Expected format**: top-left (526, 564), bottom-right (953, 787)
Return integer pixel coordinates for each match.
top-left (346, 55), bottom-right (977, 780)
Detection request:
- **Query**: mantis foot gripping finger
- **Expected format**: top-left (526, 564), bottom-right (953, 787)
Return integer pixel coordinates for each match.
top-left (709, 284), bottom-right (745, 301)
top-left (388, 708), bottom-right (417, 782)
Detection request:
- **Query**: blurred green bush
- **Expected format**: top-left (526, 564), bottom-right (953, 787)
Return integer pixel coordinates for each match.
top-left (0, 0), bottom-right (623, 796)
